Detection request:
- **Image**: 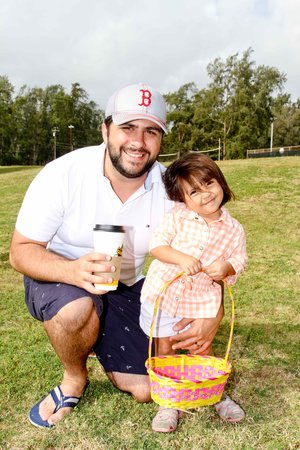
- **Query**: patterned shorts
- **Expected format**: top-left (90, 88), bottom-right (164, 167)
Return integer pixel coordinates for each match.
top-left (94, 279), bottom-right (152, 375)
top-left (24, 276), bottom-right (150, 375)
top-left (24, 275), bottom-right (103, 321)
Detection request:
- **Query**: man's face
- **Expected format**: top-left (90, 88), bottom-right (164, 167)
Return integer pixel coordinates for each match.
top-left (102, 119), bottom-right (163, 179)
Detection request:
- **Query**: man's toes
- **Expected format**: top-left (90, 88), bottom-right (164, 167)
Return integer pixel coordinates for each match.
top-left (38, 395), bottom-right (55, 421)
top-left (47, 407), bottom-right (73, 426)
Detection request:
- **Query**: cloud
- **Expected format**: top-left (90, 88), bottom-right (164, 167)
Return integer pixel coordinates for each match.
top-left (0, 0), bottom-right (299, 109)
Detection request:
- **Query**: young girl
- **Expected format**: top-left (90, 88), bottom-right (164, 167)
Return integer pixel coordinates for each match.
top-left (140, 152), bottom-right (247, 432)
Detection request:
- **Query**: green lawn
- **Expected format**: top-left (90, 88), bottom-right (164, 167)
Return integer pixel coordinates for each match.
top-left (0, 158), bottom-right (299, 449)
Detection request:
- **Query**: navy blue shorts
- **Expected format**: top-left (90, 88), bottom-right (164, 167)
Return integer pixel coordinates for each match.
top-left (24, 276), bottom-right (150, 375)
top-left (94, 279), bottom-right (151, 375)
top-left (24, 276), bottom-right (103, 321)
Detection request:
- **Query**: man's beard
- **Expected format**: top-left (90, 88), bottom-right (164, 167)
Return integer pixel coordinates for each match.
top-left (107, 141), bottom-right (157, 178)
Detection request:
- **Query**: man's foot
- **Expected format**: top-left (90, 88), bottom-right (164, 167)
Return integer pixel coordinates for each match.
top-left (152, 408), bottom-right (183, 433)
top-left (28, 380), bottom-right (89, 428)
top-left (214, 394), bottom-right (245, 423)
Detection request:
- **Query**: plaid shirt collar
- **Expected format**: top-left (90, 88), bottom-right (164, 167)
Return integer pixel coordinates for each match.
top-left (174, 202), bottom-right (230, 224)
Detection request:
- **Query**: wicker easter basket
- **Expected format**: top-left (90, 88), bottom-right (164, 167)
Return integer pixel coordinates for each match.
top-left (145, 273), bottom-right (235, 410)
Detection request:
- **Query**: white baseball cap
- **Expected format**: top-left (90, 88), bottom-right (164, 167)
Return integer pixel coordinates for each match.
top-left (105, 83), bottom-right (167, 133)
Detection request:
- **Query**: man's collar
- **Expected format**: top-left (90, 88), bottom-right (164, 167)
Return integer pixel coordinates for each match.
top-left (144, 161), bottom-right (164, 190)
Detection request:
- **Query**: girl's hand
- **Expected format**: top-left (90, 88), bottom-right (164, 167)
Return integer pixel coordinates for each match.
top-left (203, 259), bottom-right (233, 281)
top-left (178, 254), bottom-right (202, 276)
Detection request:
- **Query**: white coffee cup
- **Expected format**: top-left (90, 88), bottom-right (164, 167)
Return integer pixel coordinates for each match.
top-left (93, 224), bottom-right (125, 291)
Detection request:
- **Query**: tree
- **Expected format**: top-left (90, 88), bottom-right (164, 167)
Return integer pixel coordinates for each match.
top-left (202, 48), bottom-right (286, 158)
top-left (5, 82), bottom-right (104, 165)
top-left (164, 48), bottom-right (289, 159)
top-left (0, 51), bottom-right (298, 165)
top-left (163, 83), bottom-right (197, 155)
top-left (271, 98), bottom-right (300, 147)
top-left (0, 76), bottom-right (16, 164)
top-left (68, 83), bottom-right (103, 150)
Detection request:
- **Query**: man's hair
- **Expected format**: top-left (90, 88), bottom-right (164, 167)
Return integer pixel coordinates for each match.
top-left (104, 115), bottom-right (165, 136)
top-left (104, 115), bottom-right (113, 129)
top-left (163, 152), bottom-right (235, 206)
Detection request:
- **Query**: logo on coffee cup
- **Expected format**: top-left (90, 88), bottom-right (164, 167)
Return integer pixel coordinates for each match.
top-left (116, 244), bottom-right (124, 257)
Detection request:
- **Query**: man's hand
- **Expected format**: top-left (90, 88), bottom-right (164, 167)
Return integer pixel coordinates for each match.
top-left (169, 302), bottom-right (224, 354)
top-left (9, 230), bottom-right (116, 295)
top-left (69, 252), bottom-right (116, 294)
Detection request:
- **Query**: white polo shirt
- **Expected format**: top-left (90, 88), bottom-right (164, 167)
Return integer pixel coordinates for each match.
top-left (16, 144), bottom-right (173, 286)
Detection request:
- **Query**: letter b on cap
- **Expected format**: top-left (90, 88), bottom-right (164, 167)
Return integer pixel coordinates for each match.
top-left (138, 89), bottom-right (152, 107)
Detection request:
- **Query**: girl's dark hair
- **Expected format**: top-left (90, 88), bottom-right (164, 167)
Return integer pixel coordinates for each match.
top-left (163, 152), bottom-right (234, 206)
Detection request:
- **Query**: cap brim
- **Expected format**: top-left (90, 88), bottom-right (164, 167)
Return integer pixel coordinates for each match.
top-left (112, 113), bottom-right (167, 134)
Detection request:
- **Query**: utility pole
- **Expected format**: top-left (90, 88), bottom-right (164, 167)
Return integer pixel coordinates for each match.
top-left (52, 127), bottom-right (59, 159)
top-left (68, 124), bottom-right (74, 151)
top-left (270, 119), bottom-right (274, 152)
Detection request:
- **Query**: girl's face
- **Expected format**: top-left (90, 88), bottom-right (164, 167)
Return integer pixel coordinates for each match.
top-left (181, 178), bottom-right (224, 222)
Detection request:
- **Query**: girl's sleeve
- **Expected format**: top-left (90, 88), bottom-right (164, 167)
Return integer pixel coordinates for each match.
top-left (224, 223), bottom-right (248, 285)
top-left (149, 209), bottom-right (177, 251)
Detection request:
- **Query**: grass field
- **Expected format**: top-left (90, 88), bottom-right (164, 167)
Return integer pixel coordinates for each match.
top-left (0, 157), bottom-right (299, 450)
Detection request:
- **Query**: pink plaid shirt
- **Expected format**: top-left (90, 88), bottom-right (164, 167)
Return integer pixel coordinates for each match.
top-left (141, 203), bottom-right (247, 318)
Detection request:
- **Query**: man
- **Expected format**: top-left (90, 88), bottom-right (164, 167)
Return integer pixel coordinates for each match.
top-left (9, 83), bottom-right (243, 430)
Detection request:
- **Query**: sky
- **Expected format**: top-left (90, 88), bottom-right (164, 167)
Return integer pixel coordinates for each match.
top-left (1, 0), bottom-right (300, 110)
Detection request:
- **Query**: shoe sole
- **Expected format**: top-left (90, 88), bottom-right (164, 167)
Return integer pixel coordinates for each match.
top-left (28, 414), bottom-right (53, 429)
top-left (152, 427), bottom-right (177, 432)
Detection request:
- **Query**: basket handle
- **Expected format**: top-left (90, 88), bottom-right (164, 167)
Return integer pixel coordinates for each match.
top-left (147, 272), bottom-right (235, 367)
top-left (224, 283), bottom-right (234, 364)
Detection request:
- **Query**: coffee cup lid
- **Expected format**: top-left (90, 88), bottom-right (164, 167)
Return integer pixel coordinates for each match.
top-left (93, 224), bottom-right (125, 233)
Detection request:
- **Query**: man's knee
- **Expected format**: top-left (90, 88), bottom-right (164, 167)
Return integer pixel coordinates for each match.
top-left (131, 385), bottom-right (152, 403)
top-left (50, 297), bottom-right (99, 333)
top-left (107, 372), bottom-right (151, 403)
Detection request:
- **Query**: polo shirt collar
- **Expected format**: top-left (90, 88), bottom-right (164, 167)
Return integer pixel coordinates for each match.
top-left (144, 161), bottom-right (164, 190)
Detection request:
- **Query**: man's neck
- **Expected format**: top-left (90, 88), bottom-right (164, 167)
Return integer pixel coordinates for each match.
top-left (104, 151), bottom-right (147, 203)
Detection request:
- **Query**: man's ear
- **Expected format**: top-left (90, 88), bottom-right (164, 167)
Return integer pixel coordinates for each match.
top-left (101, 122), bottom-right (108, 144)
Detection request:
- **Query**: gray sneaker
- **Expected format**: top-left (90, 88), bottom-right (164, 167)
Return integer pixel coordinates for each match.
top-left (152, 408), bottom-right (183, 432)
top-left (214, 394), bottom-right (245, 423)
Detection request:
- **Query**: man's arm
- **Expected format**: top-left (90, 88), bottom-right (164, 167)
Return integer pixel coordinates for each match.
top-left (9, 229), bottom-right (115, 294)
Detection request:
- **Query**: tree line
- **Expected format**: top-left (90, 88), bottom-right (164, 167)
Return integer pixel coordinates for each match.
top-left (0, 81), bottom-right (103, 165)
top-left (1, 48), bottom-right (299, 165)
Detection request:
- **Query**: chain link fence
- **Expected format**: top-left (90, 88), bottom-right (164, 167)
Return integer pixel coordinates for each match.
top-left (247, 145), bottom-right (300, 158)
